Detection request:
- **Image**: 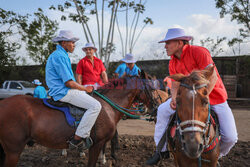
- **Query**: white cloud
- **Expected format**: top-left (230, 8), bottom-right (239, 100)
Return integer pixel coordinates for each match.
top-left (13, 9), bottom-right (249, 65)
top-left (185, 14), bottom-right (249, 56)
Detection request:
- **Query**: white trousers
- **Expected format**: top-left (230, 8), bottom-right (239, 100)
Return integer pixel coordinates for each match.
top-left (154, 98), bottom-right (238, 157)
top-left (60, 89), bottom-right (102, 138)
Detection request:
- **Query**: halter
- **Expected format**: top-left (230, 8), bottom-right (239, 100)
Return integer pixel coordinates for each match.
top-left (140, 78), bottom-right (162, 116)
top-left (94, 76), bottom-right (159, 119)
top-left (176, 82), bottom-right (211, 149)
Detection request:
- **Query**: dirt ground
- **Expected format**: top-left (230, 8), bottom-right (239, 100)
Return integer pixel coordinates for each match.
top-left (17, 107), bottom-right (250, 167)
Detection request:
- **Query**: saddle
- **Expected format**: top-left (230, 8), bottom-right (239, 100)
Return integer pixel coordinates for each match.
top-left (43, 98), bottom-right (87, 128)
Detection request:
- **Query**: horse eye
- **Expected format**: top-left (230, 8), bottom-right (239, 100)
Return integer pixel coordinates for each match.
top-left (176, 97), bottom-right (181, 105)
top-left (202, 97), bottom-right (208, 106)
top-left (203, 89), bottom-right (208, 95)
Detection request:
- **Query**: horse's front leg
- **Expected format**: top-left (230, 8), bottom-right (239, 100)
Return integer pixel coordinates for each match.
top-left (87, 141), bottom-right (106, 167)
top-left (3, 152), bottom-right (21, 167)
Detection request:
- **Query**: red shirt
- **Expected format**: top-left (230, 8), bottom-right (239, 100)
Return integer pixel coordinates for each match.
top-left (169, 44), bottom-right (227, 105)
top-left (164, 76), bottom-right (172, 89)
top-left (76, 56), bottom-right (106, 86)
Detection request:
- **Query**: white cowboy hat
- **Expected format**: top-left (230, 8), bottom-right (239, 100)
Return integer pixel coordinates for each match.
top-left (159, 28), bottom-right (193, 43)
top-left (82, 43), bottom-right (97, 51)
top-left (121, 54), bottom-right (137, 63)
top-left (52, 30), bottom-right (79, 43)
top-left (32, 79), bottom-right (42, 86)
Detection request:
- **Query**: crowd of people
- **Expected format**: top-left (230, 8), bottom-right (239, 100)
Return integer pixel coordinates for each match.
top-left (32, 27), bottom-right (236, 164)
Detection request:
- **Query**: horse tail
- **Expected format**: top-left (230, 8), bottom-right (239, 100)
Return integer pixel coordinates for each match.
top-left (0, 143), bottom-right (5, 167)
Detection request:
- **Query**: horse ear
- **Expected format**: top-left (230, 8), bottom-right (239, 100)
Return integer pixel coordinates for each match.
top-left (140, 70), bottom-right (145, 79)
top-left (147, 74), bottom-right (153, 80)
top-left (169, 73), bottom-right (186, 82)
top-left (202, 65), bottom-right (215, 80)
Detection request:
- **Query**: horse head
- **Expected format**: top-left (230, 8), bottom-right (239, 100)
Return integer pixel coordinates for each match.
top-left (135, 70), bottom-right (159, 115)
top-left (169, 66), bottom-right (214, 158)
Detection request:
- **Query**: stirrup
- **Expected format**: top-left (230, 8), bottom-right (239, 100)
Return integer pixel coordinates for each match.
top-left (68, 137), bottom-right (93, 150)
top-left (69, 138), bottom-right (84, 149)
top-left (82, 137), bottom-right (93, 150)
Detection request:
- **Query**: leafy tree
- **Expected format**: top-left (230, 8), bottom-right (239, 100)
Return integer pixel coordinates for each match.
top-left (215, 0), bottom-right (249, 37)
top-left (19, 8), bottom-right (58, 78)
top-left (228, 36), bottom-right (243, 55)
top-left (200, 36), bottom-right (227, 57)
top-left (0, 8), bottom-right (28, 82)
top-left (50, 0), bottom-right (153, 69)
top-left (215, 0), bottom-right (249, 56)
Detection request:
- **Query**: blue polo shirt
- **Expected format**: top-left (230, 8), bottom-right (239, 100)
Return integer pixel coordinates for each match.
top-left (115, 63), bottom-right (126, 78)
top-left (33, 86), bottom-right (47, 99)
top-left (125, 64), bottom-right (141, 76)
top-left (45, 45), bottom-right (75, 101)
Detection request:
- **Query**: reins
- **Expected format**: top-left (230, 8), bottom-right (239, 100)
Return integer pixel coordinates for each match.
top-left (93, 90), bottom-right (141, 119)
top-left (93, 75), bottom-right (161, 121)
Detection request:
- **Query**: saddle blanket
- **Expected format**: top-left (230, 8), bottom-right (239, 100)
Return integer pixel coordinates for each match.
top-left (43, 99), bottom-right (86, 128)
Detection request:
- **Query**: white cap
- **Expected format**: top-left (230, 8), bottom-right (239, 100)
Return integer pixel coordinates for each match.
top-left (32, 79), bottom-right (42, 85)
top-left (121, 54), bottom-right (137, 63)
top-left (159, 28), bottom-right (193, 43)
top-left (52, 30), bottom-right (79, 42)
top-left (82, 43), bottom-right (97, 51)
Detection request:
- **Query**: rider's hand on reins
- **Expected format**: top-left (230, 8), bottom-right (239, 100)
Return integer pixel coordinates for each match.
top-left (170, 99), bottom-right (176, 110)
top-left (85, 86), bottom-right (94, 93)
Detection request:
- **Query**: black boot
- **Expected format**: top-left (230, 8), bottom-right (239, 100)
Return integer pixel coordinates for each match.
top-left (146, 151), bottom-right (170, 165)
top-left (69, 137), bottom-right (93, 150)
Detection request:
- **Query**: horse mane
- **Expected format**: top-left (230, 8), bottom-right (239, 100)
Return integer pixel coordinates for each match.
top-left (184, 70), bottom-right (209, 85)
top-left (97, 78), bottom-right (127, 94)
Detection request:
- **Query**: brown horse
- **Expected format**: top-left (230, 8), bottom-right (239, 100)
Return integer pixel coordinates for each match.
top-left (0, 74), bottom-right (155, 167)
top-left (167, 66), bottom-right (220, 167)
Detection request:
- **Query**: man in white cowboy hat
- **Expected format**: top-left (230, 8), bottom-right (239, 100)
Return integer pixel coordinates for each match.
top-left (76, 43), bottom-right (108, 90)
top-left (46, 30), bottom-right (102, 150)
top-left (32, 79), bottom-right (47, 99)
top-left (120, 53), bottom-right (141, 78)
top-left (146, 28), bottom-right (238, 165)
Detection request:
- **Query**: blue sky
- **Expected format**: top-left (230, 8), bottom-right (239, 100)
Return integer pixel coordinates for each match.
top-left (1, 0), bottom-right (219, 28)
top-left (1, 0), bottom-right (249, 64)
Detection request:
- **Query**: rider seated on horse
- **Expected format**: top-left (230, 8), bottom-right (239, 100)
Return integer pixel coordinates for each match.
top-left (45, 30), bottom-right (101, 150)
top-left (146, 28), bottom-right (238, 165)
top-left (120, 53), bottom-right (141, 78)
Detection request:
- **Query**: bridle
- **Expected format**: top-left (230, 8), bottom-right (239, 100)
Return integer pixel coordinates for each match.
top-left (140, 77), bottom-right (162, 116)
top-left (176, 82), bottom-right (211, 150)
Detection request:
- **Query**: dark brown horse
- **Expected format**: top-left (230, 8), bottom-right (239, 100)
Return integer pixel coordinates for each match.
top-left (168, 66), bottom-right (220, 167)
top-left (0, 74), bottom-right (155, 167)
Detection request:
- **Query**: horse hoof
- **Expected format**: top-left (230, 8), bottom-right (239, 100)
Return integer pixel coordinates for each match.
top-left (62, 149), bottom-right (67, 156)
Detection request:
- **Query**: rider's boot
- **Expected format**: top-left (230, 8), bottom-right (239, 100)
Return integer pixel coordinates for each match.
top-left (146, 151), bottom-right (170, 165)
top-left (69, 137), bottom-right (93, 150)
